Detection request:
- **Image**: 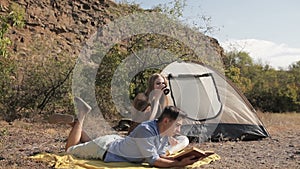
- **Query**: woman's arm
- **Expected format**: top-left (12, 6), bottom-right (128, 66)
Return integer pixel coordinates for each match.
top-left (133, 93), bottom-right (150, 112)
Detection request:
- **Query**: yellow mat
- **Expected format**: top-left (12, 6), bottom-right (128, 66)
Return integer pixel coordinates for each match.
top-left (29, 153), bottom-right (220, 169)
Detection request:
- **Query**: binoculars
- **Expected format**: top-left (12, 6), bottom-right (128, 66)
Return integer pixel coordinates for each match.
top-left (162, 86), bottom-right (170, 95)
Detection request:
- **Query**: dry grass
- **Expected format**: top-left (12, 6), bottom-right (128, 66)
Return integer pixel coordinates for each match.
top-left (199, 112), bottom-right (300, 168)
top-left (257, 112), bottom-right (300, 135)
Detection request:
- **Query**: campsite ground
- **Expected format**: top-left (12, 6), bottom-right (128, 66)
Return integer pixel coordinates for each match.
top-left (0, 112), bottom-right (299, 169)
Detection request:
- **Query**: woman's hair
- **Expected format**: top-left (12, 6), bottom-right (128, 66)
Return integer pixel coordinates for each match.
top-left (145, 73), bottom-right (168, 96)
top-left (157, 106), bottom-right (187, 123)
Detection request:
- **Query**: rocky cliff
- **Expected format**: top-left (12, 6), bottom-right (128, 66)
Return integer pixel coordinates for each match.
top-left (0, 0), bottom-right (142, 59)
top-left (1, 0), bottom-right (223, 61)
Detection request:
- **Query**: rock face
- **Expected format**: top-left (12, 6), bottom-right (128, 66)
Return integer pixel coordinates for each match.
top-left (1, 0), bottom-right (131, 59)
top-left (1, 0), bottom-right (224, 61)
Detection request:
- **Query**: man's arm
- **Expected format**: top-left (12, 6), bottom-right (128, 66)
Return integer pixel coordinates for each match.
top-left (153, 156), bottom-right (199, 168)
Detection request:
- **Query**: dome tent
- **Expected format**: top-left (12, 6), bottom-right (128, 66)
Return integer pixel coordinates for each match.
top-left (161, 61), bottom-right (270, 142)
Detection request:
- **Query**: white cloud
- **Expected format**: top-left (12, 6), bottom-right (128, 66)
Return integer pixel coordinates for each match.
top-left (220, 39), bottom-right (300, 69)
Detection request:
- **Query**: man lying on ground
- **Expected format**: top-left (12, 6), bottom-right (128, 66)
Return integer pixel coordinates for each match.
top-left (50, 97), bottom-right (199, 168)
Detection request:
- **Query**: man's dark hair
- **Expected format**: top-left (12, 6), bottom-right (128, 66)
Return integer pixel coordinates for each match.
top-left (157, 106), bottom-right (187, 123)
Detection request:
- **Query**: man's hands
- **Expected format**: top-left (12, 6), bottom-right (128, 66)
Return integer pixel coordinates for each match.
top-left (177, 155), bottom-right (199, 167)
top-left (153, 155), bottom-right (199, 168)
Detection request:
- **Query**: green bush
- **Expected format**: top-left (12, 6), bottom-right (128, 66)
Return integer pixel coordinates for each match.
top-left (0, 3), bottom-right (75, 121)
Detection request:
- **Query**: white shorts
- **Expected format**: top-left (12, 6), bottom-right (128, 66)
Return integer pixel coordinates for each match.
top-left (67, 134), bottom-right (123, 160)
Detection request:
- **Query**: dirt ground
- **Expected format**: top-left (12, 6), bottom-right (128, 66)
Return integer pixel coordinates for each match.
top-left (0, 113), bottom-right (299, 169)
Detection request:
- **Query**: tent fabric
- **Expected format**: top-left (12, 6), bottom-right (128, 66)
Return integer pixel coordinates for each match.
top-left (167, 73), bottom-right (222, 121)
top-left (161, 61), bottom-right (269, 141)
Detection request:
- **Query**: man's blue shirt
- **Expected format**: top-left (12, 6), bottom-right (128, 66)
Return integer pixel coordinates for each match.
top-left (104, 120), bottom-right (169, 165)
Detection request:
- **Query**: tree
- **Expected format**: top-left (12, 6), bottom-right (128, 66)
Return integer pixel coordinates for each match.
top-left (224, 50), bottom-right (300, 112)
top-left (223, 51), bottom-right (253, 93)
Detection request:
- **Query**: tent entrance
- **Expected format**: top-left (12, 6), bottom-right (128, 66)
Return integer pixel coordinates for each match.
top-left (167, 73), bottom-right (222, 121)
top-left (181, 123), bottom-right (269, 142)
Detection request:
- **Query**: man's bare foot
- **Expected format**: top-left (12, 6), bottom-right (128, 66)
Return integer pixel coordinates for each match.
top-left (74, 97), bottom-right (92, 123)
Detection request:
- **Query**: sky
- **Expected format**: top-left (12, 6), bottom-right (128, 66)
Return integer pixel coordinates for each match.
top-left (115, 0), bottom-right (300, 69)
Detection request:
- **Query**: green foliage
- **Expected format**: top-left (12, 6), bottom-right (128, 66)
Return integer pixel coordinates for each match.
top-left (0, 2), bottom-right (25, 57)
top-left (154, 0), bottom-right (186, 18)
top-left (0, 56), bottom-right (17, 119)
top-left (0, 128), bottom-right (8, 136)
top-left (0, 36), bottom-right (11, 57)
top-left (0, 13), bottom-right (11, 58)
top-left (8, 2), bottom-right (25, 28)
top-left (223, 51), bottom-right (253, 69)
top-left (224, 51), bottom-right (300, 112)
top-left (225, 65), bottom-right (252, 93)
top-left (0, 3), bottom-right (26, 121)
top-left (0, 42), bottom-right (75, 121)
top-left (15, 37), bottom-right (75, 119)
top-left (0, 3), bottom-right (74, 121)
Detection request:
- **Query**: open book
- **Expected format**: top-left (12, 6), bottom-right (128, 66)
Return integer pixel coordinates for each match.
top-left (169, 147), bottom-right (214, 161)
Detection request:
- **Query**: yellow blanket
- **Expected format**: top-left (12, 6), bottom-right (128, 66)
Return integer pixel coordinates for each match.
top-left (29, 153), bottom-right (220, 169)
